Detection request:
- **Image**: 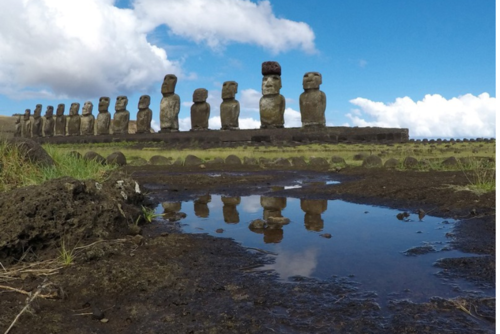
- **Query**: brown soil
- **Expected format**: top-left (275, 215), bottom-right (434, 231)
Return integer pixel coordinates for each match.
top-left (0, 165), bottom-right (495, 333)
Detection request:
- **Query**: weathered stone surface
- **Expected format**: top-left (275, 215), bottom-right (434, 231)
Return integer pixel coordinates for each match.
top-left (205, 157), bottom-right (224, 165)
top-left (384, 158), bottom-right (399, 168)
top-left (330, 156), bottom-right (346, 165)
top-left (403, 156), bottom-right (419, 168)
top-left (262, 61), bottom-right (281, 75)
top-left (112, 96), bottom-right (130, 135)
top-left (290, 157), bottom-right (307, 167)
top-left (220, 81), bottom-right (240, 130)
top-left (184, 154), bottom-right (203, 166)
top-left (353, 153), bottom-right (369, 161)
top-left (301, 199), bottom-right (327, 231)
top-left (129, 157), bottom-right (148, 166)
top-left (67, 103), bottom-right (81, 136)
top-left (222, 196), bottom-right (241, 223)
top-left (160, 74), bottom-right (180, 132)
top-left (31, 104), bottom-right (43, 138)
top-left (271, 158), bottom-right (291, 167)
top-left (8, 138), bottom-right (55, 167)
top-left (309, 157), bottom-right (329, 167)
top-left (442, 156), bottom-right (459, 167)
top-left (300, 72), bottom-right (326, 128)
top-left (149, 155), bottom-right (173, 165)
top-left (22, 109), bottom-right (31, 138)
top-left (43, 106), bottom-right (54, 137)
top-left (54, 104), bottom-right (66, 137)
top-left (261, 195), bottom-right (286, 221)
top-left (190, 88), bottom-right (210, 131)
top-left (362, 155), bottom-right (383, 168)
top-left (68, 151), bottom-right (82, 159)
top-left (225, 154), bottom-right (242, 165)
top-left (106, 151), bottom-right (127, 166)
top-left (194, 195), bottom-right (211, 218)
top-left (136, 95), bottom-right (153, 134)
top-left (80, 101), bottom-right (95, 136)
top-left (96, 97), bottom-right (111, 135)
top-left (14, 116), bottom-right (22, 137)
top-left (260, 61), bottom-right (285, 129)
top-left (249, 219), bottom-right (266, 230)
top-left (83, 151), bottom-right (106, 164)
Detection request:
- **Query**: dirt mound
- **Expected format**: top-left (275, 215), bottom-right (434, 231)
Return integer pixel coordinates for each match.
top-left (0, 172), bottom-right (145, 264)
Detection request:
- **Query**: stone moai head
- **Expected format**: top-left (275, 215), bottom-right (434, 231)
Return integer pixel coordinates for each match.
top-left (193, 88), bottom-right (208, 103)
top-left (56, 104), bottom-right (65, 116)
top-left (115, 96), bottom-right (128, 112)
top-left (138, 95), bottom-right (151, 109)
top-left (161, 74), bottom-right (177, 96)
top-left (23, 109), bottom-right (31, 121)
top-left (82, 101), bottom-right (93, 116)
top-left (98, 97), bottom-right (110, 113)
top-left (34, 104), bottom-right (42, 118)
top-left (261, 61), bottom-right (282, 95)
top-left (222, 81), bottom-right (238, 100)
top-left (69, 103), bottom-right (80, 116)
top-left (45, 106), bottom-right (54, 118)
top-left (303, 72), bottom-right (322, 90)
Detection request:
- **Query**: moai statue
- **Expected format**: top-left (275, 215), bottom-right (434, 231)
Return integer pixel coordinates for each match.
top-left (221, 197), bottom-right (241, 224)
top-left (190, 88), bottom-right (210, 131)
top-left (300, 72), bottom-right (326, 128)
top-left (54, 104), bottom-right (66, 136)
top-left (14, 115), bottom-right (22, 137)
top-left (80, 101), bottom-right (95, 135)
top-left (220, 81), bottom-right (240, 130)
top-left (112, 96), bottom-right (130, 134)
top-left (67, 102), bottom-right (81, 136)
top-left (96, 97), bottom-right (111, 135)
top-left (162, 202), bottom-right (182, 220)
top-left (136, 95), bottom-right (152, 134)
top-left (159, 74), bottom-right (180, 132)
top-left (31, 104), bottom-right (43, 137)
top-left (22, 109), bottom-right (31, 138)
top-left (259, 61), bottom-right (285, 129)
top-left (43, 106), bottom-right (55, 137)
top-left (194, 194), bottom-right (211, 218)
top-left (261, 194), bottom-right (287, 220)
top-left (301, 199), bottom-right (327, 232)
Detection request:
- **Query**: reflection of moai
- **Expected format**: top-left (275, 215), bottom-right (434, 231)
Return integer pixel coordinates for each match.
top-left (80, 101), bottom-right (95, 135)
top-left (96, 97), bottom-right (111, 135)
top-left (190, 88), bottom-right (210, 131)
top-left (222, 196), bottom-right (241, 224)
top-left (194, 194), bottom-right (211, 218)
top-left (300, 72), bottom-right (326, 128)
top-left (301, 199), bottom-right (327, 232)
top-left (162, 202), bottom-right (182, 220)
top-left (260, 61), bottom-right (285, 129)
top-left (220, 81), bottom-right (240, 130)
top-left (160, 74), bottom-right (180, 132)
top-left (43, 106), bottom-right (55, 137)
top-left (14, 116), bottom-right (22, 137)
top-left (136, 95), bottom-right (153, 134)
top-left (22, 109), bottom-right (31, 138)
top-left (67, 103), bottom-right (81, 136)
top-left (54, 104), bottom-right (66, 136)
top-left (263, 229), bottom-right (283, 244)
top-left (32, 104), bottom-right (43, 137)
top-left (112, 96), bottom-right (130, 134)
top-left (261, 195), bottom-right (287, 220)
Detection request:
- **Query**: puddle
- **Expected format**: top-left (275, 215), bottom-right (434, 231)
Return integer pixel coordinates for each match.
top-left (155, 194), bottom-right (494, 304)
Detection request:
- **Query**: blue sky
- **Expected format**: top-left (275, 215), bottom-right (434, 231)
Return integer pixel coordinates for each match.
top-left (0, 0), bottom-right (495, 138)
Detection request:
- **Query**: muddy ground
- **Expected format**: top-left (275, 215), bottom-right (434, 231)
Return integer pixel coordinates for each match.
top-left (0, 164), bottom-right (495, 333)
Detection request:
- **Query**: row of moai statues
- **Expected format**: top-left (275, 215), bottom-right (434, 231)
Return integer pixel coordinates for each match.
top-left (15, 61), bottom-right (326, 137)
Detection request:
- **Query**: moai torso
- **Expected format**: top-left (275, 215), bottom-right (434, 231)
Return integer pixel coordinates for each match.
top-left (31, 104), bottom-right (43, 137)
top-left (301, 199), bottom-right (327, 231)
top-left (190, 88), bottom-right (210, 131)
top-left (14, 116), bottom-right (22, 137)
top-left (220, 81), bottom-right (240, 130)
top-left (22, 109), bottom-right (31, 138)
top-left (67, 103), bottom-right (81, 136)
top-left (259, 61), bottom-right (285, 129)
top-left (222, 197), bottom-right (241, 224)
top-left (43, 106), bottom-right (55, 137)
top-left (112, 96), bottom-right (130, 134)
top-left (159, 74), bottom-right (180, 132)
top-left (136, 95), bottom-right (152, 134)
top-left (80, 101), bottom-right (95, 135)
top-left (96, 97), bottom-right (111, 135)
top-left (261, 194), bottom-right (287, 220)
top-left (299, 72), bottom-right (326, 128)
top-left (54, 104), bottom-right (66, 136)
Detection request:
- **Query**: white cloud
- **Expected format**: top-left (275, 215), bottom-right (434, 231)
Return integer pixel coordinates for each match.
top-left (239, 117), bottom-right (261, 129)
top-left (284, 108), bottom-right (302, 128)
top-left (151, 119), bottom-right (161, 132)
top-left (273, 248), bottom-right (318, 278)
top-left (347, 93), bottom-right (496, 138)
top-left (239, 88), bottom-right (261, 111)
top-left (134, 0), bottom-right (316, 54)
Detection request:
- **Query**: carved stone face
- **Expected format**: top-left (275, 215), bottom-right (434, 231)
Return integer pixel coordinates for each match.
top-left (56, 104), bottom-right (65, 116)
top-left (222, 81), bottom-right (238, 100)
top-left (262, 75), bottom-right (282, 95)
top-left (193, 88), bottom-right (208, 103)
top-left (24, 109), bottom-right (31, 121)
top-left (115, 96), bottom-right (128, 111)
top-left (161, 74), bottom-right (177, 95)
top-left (34, 104), bottom-right (42, 118)
top-left (98, 97), bottom-right (110, 112)
top-left (69, 103), bottom-right (80, 116)
top-left (138, 95), bottom-right (151, 109)
top-left (45, 106), bottom-right (54, 118)
top-left (303, 72), bottom-right (322, 90)
top-left (82, 101), bottom-right (93, 116)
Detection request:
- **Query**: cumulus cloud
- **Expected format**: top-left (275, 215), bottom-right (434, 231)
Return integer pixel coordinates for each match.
top-left (347, 93), bottom-right (496, 138)
top-left (273, 248), bottom-right (318, 278)
top-left (133, 0), bottom-right (316, 54)
top-left (239, 88), bottom-right (261, 111)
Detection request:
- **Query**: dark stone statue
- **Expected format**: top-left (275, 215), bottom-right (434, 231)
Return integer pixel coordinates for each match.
top-left (80, 101), bottom-right (95, 135)
top-left (54, 104), bottom-right (66, 136)
top-left (220, 81), bottom-right (240, 130)
top-left (14, 115), bottom-right (22, 137)
top-left (222, 196), bottom-right (241, 224)
top-left (190, 88), bottom-right (210, 131)
top-left (96, 97), bottom-right (111, 135)
top-left (136, 95), bottom-right (152, 134)
top-left (67, 103), bottom-right (81, 136)
top-left (43, 106), bottom-right (54, 137)
top-left (160, 74), bottom-right (180, 132)
top-left (300, 72), bottom-right (326, 128)
top-left (112, 96), bottom-right (130, 134)
top-left (31, 104), bottom-right (43, 137)
top-left (301, 199), bottom-right (327, 231)
top-left (260, 61), bottom-right (285, 129)
top-left (22, 109), bottom-right (31, 138)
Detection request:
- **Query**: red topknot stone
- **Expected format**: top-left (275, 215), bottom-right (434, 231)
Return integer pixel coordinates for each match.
top-left (262, 61), bottom-right (281, 76)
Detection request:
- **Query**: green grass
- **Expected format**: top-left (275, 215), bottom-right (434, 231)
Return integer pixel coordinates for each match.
top-left (59, 240), bottom-right (76, 266)
top-left (135, 205), bottom-right (162, 225)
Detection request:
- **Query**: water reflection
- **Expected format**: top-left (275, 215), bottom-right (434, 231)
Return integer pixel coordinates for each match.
top-left (301, 199), bottom-right (328, 231)
top-left (194, 195), bottom-right (211, 218)
top-left (222, 196), bottom-right (241, 223)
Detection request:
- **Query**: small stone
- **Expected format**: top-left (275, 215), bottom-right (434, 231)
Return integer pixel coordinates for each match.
top-left (215, 228), bottom-right (224, 233)
top-left (320, 233), bottom-right (332, 239)
top-left (100, 318), bottom-right (109, 323)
